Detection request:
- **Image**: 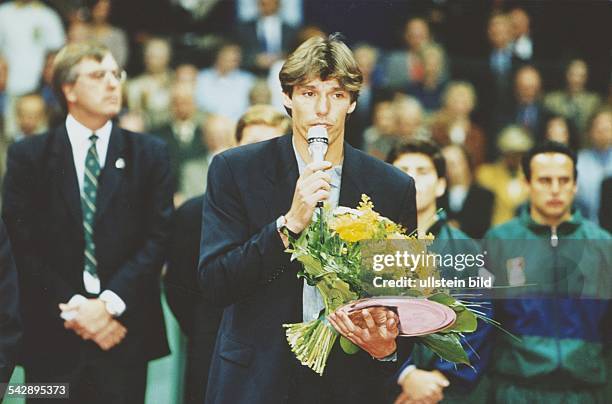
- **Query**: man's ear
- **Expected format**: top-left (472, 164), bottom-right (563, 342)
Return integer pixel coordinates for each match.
top-left (282, 91), bottom-right (293, 111)
top-left (435, 177), bottom-right (447, 198)
top-left (63, 83), bottom-right (77, 104)
top-left (347, 101), bottom-right (356, 114)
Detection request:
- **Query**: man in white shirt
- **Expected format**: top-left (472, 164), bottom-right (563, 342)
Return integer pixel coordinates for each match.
top-left (2, 42), bottom-right (172, 404)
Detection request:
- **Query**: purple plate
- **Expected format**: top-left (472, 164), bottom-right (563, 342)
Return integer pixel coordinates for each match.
top-left (339, 297), bottom-right (456, 336)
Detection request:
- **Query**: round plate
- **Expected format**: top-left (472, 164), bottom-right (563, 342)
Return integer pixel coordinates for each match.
top-left (339, 297), bottom-right (456, 336)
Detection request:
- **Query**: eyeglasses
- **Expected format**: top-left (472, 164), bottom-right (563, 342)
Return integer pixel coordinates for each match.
top-left (79, 69), bottom-right (127, 83)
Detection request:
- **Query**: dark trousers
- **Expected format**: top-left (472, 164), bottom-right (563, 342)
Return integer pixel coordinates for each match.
top-left (25, 353), bottom-right (147, 404)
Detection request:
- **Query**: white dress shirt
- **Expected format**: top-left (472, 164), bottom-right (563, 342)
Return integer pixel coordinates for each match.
top-left (61, 115), bottom-right (126, 319)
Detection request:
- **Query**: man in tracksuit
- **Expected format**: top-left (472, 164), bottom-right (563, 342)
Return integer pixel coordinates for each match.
top-left (388, 139), bottom-right (493, 404)
top-left (485, 141), bottom-right (612, 403)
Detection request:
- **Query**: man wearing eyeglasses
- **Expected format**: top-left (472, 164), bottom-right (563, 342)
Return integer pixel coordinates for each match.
top-left (1, 42), bottom-right (172, 403)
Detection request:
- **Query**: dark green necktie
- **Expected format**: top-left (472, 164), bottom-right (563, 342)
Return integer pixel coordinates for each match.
top-left (82, 133), bottom-right (100, 278)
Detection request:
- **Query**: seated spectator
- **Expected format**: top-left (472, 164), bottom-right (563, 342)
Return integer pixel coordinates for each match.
top-left (127, 37), bottom-right (174, 129)
top-left (394, 94), bottom-right (428, 141)
top-left (152, 82), bottom-right (207, 194)
top-left (509, 7), bottom-right (534, 61)
top-left (576, 109), bottom-right (612, 223)
top-left (541, 114), bottom-right (580, 151)
top-left (38, 50), bottom-right (63, 127)
top-left (363, 99), bottom-right (398, 160)
top-left (165, 105), bottom-right (288, 403)
top-left (87, 0), bottom-right (129, 68)
top-left (195, 41), bottom-right (255, 121)
top-left (441, 144), bottom-right (495, 238)
top-left (179, 114), bottom-right (236, 200)
top-left (174, 63), bottom-right (198, 85)
top-left (235, 0), bottom-right (297, 74)
top-left (248, 78), bottom-right (272, 106)
top-left (405, 44), bottom-right (448, 113)
top-left (383, 17), bottom-right (446, 90)
top-left (477, 126), bottom-right (533, 225)
top-left (544, 59), bottom-right (602, 139)
top-left (14, 93), bottom-right (47, 141)
top-left (430, 81), bottom-right (487, 167)
top-left (510, 65), bottom-right (551, 139)
top-left (118, 110), bottom-right (146, 132)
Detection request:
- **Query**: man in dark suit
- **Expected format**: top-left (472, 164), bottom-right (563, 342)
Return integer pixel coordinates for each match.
top-left (199, 34), bottom-right (417, 404)
top-left (2, 42), bottom-right (172, 403)
top-left (235, 0), bottom-right (297, 73)
top-left (0, 218), bottom-right (20, 385)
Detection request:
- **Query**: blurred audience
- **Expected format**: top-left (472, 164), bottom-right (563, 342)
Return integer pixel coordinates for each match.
top-left (510, 65), bottom-right (550, 139)
top-left (509, 7), bottom-right (533, 62)
top-left (544, 59), bottom-right (602, 139)
top-left (576, 109), bottom-right (612, 223)
top-left (541, 114), bottom-right (580, 151)
top-left (477, 126), bottom-right (532, 225)
top-left (363, 99), bottom-right (397, 160)
top-left (441, 144), bottom-right (494, 238)
top-left (430, 81), bottom-right (486, 167)
top-left (394, 95), bottom-right (427, 141)
top-left (127, 37), bottom-right (173, 129)
top-left (87, 0), bottom-right (129, 68)
top-left (195, 41), bottom-right (255, 121)
top-left (405, 44), bottom-right (448, 113)
top-left (153, 82), bottom-right (207, 193)
top-left (14, 93), bottom-right (47, 140)
top-left (236, 0), bottom-right (297, 73)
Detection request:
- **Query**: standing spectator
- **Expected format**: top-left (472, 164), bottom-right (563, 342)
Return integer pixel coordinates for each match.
top-left (510, 65), bottom-right (550, 139)
top-left (576, 109), bottom-right (612, 223)
top-left (405, 44), bottom-right (448, 113)
top-left (195, 42), bottom-right (255, 121)
top-left (477, 126), bottom-right (532, 225)
top-left (88, 0), bottom-right (129, 69)
top-left (485, 141), bottom-right (611, 403)
top-left (441, 144), bottom-right (494, 239)
top-left (236, 0), bottom-right (297, 73)
top-left (363, 99), bottom-right (398, 160)
top-left (14, 93), bottom-right (48, 141)
top-left (383, 17), bottom-right (443, 91)
top-left (430, 81), bottom-right (487, 167)
top-left (127, 37), bottom-right (173, 129)
top-left (509, 7), bottom-right (533, 61)
top-left (2, 42), bottom-right (171, 403)
top-left (152, 82), bottom-right (207, 194)
top-left (179, 114), bottom-right (236, 200)
top-left (0, 218), bottom-right (20, 385)
top-left (164, 104), bottom-right (289, 404)
top-left (544, 59), bottom-right (602, 138)
top-left (0, 0), bottom-right (65, 96)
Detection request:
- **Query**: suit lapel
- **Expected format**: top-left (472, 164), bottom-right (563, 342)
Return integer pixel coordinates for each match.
top-left (263, 134), bottom-right (299, 222)
top-left (52, 126), bottom-right (82, 226)
top-left (95, 123), bottom-right (126, 222)
top-left (339, 143), bottom-right (370, 208)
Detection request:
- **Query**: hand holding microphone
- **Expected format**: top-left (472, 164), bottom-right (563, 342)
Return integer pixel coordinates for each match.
top-left (284, 126), bottom-right (332, 234)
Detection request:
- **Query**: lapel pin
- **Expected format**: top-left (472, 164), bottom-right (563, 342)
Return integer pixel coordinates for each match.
top-left (115, 158), bottom-right (125, 169)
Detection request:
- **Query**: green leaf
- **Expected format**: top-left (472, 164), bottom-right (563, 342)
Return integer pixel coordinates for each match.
top-left (420, 333), bottom-right (470, 365)
top-left (339, 336), bottom-right (360, 354)
top-left (444, 307), bottom-right (477, 333)
top-left (427, 292), bottom-right (457, 306)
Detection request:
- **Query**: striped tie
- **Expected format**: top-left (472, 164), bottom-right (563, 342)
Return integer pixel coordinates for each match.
top-left (82, 134), bottom-right (100, 280)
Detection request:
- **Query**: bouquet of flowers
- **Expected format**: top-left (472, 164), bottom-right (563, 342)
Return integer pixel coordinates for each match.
top-left (283, 195), bottom-right (499, 375)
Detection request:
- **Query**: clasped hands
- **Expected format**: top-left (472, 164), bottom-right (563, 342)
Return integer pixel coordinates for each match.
top-left (59, 298), bottom-right (127, 350)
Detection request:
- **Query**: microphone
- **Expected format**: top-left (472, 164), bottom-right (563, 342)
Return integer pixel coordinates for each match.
top-left (307, 126), bottom-right (329, 209)
top-left (307, 125), bottom-right (329, 164)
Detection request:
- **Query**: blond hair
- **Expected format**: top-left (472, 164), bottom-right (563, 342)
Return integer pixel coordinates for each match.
top-left (279, 33), bottom-right (362, 103)
top-left (235, 104), bottom-right (291, 143)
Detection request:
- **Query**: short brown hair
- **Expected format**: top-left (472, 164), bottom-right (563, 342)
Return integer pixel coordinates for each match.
top-left (279, 33), bottom-right (362, 103)
top-left (52, 42), bottom-right (109, 110)
top-left (235, 104), bottom-right (291, 143)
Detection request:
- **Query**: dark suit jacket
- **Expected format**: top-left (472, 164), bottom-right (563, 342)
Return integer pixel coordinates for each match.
top-left (0, 219), bottom-right (20, 383)
top-left (199, 134), bottom-right (417, 404)
top-left (235, 20), bottom-right (297, 72)
top-left (164, 195), bottom-right (223, 404)
top-left (1, 123), bottom-right (172, 373)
